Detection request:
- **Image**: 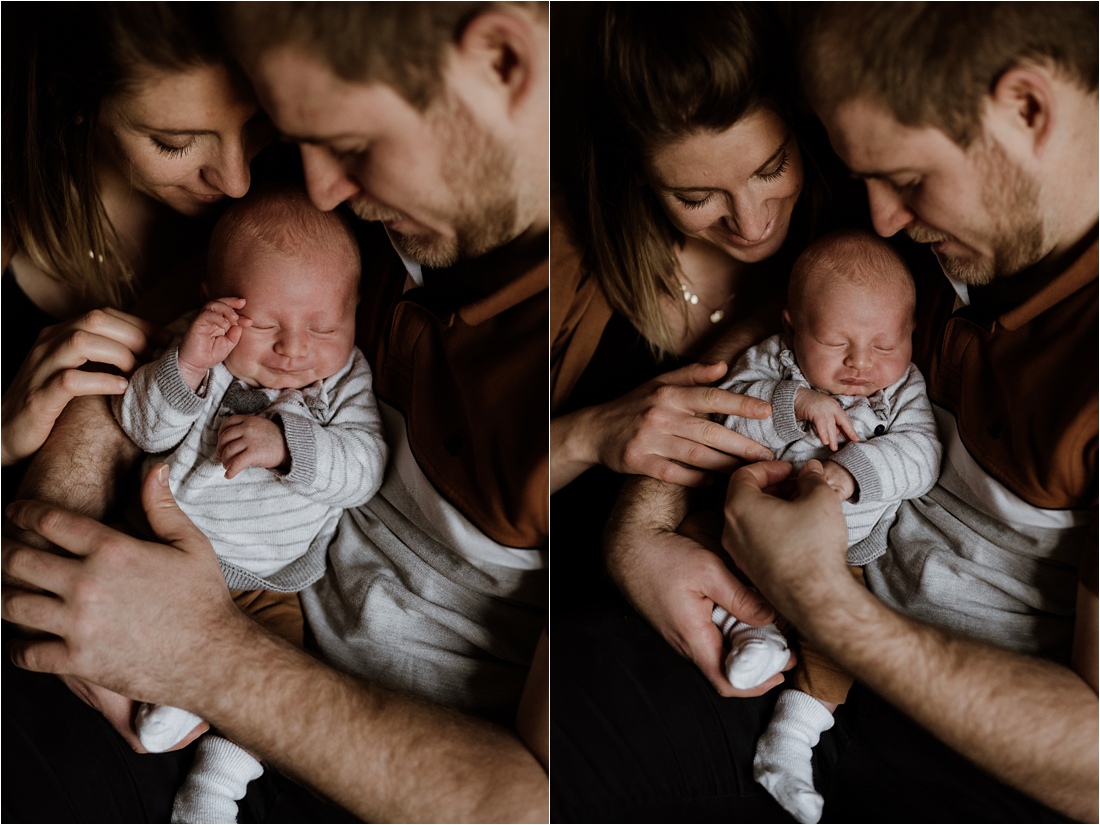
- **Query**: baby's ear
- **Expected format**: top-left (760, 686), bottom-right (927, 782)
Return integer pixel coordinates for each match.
top-left (781, 308), bottom-right (794, 336)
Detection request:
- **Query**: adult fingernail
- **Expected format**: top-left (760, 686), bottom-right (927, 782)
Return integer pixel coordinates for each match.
top-left (753, 604), bottom-right (776, 622)
top-left (157, 465), bottom-right (168, 485)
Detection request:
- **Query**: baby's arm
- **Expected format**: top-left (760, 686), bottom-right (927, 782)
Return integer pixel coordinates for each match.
top-left (176, 298), bottom-right (250, 390)
top-left (821, 460), bottom-right (857, 500)
top-left (720, 337), bottom-right (806, 449)
top-left (793, 388), bottom-right (861, 452)
top-left (217, 415), bottom-right (289, 479)
top-left (830, 365), bottom-right (942, 504)
top-left (263, 349), bottom-right (387, 508)
top-left (111, 306), bottom-right (239, 454)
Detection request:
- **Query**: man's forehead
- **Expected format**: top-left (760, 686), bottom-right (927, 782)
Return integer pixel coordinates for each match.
top-left (823, 96), bottom-right (969, 180)
top-left (248, 45), bottom-right (413, 141)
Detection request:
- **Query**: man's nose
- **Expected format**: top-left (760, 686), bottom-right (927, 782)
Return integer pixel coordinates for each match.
top-left (865, 179), bottom-right (914, 238)
top-left (300, 144), bottom-right (360, 212)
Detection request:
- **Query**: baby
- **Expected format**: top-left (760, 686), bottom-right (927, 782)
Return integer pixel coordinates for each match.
top-left (112, 185), bottom-right (386, 823)
top-left (711, 229), bottom-right (942, 823)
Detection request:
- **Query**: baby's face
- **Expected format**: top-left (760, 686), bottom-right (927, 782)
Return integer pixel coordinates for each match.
top-left (788, 279), bottom-right (913, 397)
top-left (216, 241), bottom-right (358, 390)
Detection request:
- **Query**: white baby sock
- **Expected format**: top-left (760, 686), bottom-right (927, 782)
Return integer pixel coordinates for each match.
top-left (171, 735), bottom-right (264, 824)
top-left (136, 703), bottom-right (206, 753)
top-left (711, 605), bottom-right (790, 689)
top-left (753, 689), bottom-right (835, 824)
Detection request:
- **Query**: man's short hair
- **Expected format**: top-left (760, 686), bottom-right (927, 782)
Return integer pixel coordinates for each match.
top-left (222, 2), bottom-right (542, 110)
top-left (801, 2), bottom-right (1098, 147)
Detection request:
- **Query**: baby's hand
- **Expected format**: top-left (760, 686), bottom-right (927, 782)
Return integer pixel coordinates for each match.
top-left (793, 387), bottom-right (860, 451)
top-left (216, 414), bottom-right (289, 479)
top-left (177, 298), bottom-right (252, 390)
top-left (822, 460), bottom-right (857, 501)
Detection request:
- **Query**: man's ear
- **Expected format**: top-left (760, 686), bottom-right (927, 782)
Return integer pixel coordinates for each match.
top-left (450, 9), bottom-right (540, 117)
top-left (985, 65), bottom-right (1055, 159)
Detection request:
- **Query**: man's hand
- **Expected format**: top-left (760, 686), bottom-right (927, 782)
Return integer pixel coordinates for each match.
top-left (552, 361), bottom-right (774, 492)
top-left (177, 297), bottom-right (251, 390)
top-left (1, 308), bottom-right (158, 467)
top-left (217, 415), bottom-right (290, 479)
top-left (2, 463), bottom-right (244, 710)
top-left (605, 477), bottom-right (791, 696)
top-left (793, 387), bottom-right (860, 451)
top-left (58, 674), bottom-right (209, 753)
top-left (722, 460), bottom-right (854, 625)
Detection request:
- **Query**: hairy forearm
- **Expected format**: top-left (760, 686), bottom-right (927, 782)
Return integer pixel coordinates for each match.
top-left (195, 621), bottom-right (548, 822)
top-left (606, 475), bottom-right (690, 550)
top-left (797, 577), bottom-right (1098, 821)
top-left (18, 395), bottom-right (140, 518)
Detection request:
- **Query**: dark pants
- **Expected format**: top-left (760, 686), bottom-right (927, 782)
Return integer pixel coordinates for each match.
top-left (549, 596), bottom-right (1075, 824)
top-left (1, 649), bottom-right (358, 823)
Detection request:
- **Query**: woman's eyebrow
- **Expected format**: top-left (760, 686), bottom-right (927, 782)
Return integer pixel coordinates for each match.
top-left (134, 125), bottom-right (215, 136)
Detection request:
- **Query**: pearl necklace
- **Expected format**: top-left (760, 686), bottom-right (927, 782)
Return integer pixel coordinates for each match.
top-left (679, 281), bottom-right (734, 324)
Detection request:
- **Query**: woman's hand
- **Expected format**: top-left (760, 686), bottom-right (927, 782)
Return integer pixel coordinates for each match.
top-left (1, 308), bottom-right (158, 466)
top-left (552, 361), bottom-right (774, 492)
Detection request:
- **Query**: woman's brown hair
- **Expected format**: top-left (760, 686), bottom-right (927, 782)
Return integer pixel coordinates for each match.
top-left (566, 3), bottom-right (830, 359)
top-left (2, 2), bottom-right (227, 310)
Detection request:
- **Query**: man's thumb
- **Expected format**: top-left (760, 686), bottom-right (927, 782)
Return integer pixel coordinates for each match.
top-left (140, 463), bottom-right (202, 548)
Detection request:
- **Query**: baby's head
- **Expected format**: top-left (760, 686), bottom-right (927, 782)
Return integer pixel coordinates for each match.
top-left (784, 229), bottom-right (915, 397)
top-left (206, 185), bottom-right (361, 390)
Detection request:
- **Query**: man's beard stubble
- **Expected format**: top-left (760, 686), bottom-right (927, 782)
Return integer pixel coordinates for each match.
top-left (911, 138), bottom-right (1044, 286)
top-left (357, 97), bottom-right (519, 269)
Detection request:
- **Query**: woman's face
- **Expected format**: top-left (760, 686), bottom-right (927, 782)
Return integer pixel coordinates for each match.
top-left (98, 61), bottom-right (273, 217)
top-left (647, 107), bottom-right (804, 264)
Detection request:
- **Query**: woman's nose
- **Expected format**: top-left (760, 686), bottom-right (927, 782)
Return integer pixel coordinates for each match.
top-left (725, 195), bottom-right (769, 242)
top-left (202, 140), bottom-right (251, 199)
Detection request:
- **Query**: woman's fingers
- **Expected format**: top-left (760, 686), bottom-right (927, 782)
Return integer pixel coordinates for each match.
top-left (39, 308), bottom-right (155, 364)
top-left (45, 328), bottom-right (146, 375)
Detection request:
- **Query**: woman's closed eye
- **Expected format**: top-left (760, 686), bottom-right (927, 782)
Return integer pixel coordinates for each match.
top-left (151, 136), bottom-right (196, 158)
top-left (757, 151), bottom-right (790, 182)
top-left (675, 193), bottom-right (713, 210)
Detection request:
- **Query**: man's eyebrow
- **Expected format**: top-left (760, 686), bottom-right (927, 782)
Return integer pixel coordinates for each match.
top-left (280, 132), bottom-right (361, 145)
top-left (848, 166), bottom-right (917, 181)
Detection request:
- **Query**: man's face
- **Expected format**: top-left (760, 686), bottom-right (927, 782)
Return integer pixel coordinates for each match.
top-left (822, 97), bottom-right (1045, 284)
top-left (248, 46), bottom-right (519, 268)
